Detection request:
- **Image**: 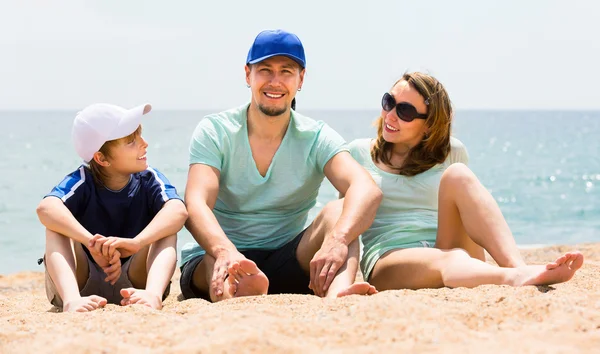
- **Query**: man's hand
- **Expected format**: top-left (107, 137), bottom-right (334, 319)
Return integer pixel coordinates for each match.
top-left (309, 237), bottom-right (348, 297)
top-left (211, 249), bottom-right (247, 299)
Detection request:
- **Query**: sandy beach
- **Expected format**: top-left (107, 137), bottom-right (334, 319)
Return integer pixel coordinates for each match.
top-left (1, 243), bottom-right (599, 353)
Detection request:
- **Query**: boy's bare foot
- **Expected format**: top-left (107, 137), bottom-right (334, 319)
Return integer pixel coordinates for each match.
top-left (335, 282), bottom-right (378, 297)
top-left (227, 259), bottom-right (269, 297)
top-left (63, 295), bottom-right (107, 312)
top-left (515, 252), bottom-right (584, 286)
top-left (120, 288), bottom-right (162, 310)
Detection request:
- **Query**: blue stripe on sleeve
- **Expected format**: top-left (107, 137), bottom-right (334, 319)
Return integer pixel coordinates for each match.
top-left (46, 166), bottom-right (86, 202)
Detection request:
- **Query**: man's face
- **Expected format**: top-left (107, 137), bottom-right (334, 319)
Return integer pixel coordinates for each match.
top-left (245, 56), bottom-right (305, 117)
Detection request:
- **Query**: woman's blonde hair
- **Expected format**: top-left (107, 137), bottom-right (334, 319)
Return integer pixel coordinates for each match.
top-left (87, 126), bottom-right (142, 185)
top-left (371, 72), bottom-right (453, 176)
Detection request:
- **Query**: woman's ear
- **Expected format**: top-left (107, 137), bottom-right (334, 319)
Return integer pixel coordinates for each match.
top-left (92, 151), bottom-right (110, 167)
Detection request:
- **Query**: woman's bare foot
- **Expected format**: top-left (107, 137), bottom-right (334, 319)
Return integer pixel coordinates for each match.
top-left (227, 259), bottom-right (269, 297)
top-left (514, 252), bottom-right (584, 286)
top-left (333, 282), bottom-right (378, 298)
top-left (63, 295), bottom-right (107, 312)
top-left (120, 288), bottom-right (162, 310)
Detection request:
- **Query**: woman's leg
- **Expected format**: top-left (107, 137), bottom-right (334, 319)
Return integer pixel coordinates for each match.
top-left (431, 162), bottom-right (583, 283)
top-left (369, 247), bottom-right (583, 290)
top-left (436, 163), bottom-right (525, 267)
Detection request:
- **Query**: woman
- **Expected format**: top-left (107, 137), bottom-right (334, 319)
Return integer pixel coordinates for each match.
top-left (349, 72), bottom-right (583, 290)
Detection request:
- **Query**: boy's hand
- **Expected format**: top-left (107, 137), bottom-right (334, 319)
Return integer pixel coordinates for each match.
top-left (88, 234), bottom-right (123, 284)
top-left (88, 236), bottom-right (111, 268)
top-left (90, 235), bottom-right (141, 259)
top-left (102, 250), bottom-right (122, 285)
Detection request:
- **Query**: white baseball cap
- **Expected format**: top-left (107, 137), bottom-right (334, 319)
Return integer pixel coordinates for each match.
top-left (72, 103), bottom-right (152, 163)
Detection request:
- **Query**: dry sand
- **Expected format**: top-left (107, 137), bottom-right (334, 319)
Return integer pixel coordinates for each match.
top-left (1, 244), bottom-right (599, 353)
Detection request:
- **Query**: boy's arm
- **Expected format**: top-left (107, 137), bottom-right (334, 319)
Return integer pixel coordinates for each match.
top-left (37, 196), bottom-right (122, 284)
top-left (36, 196), bottom-right (94, 245)
top-left (134, 199), bottom-right (188, 247)
top-left (95, 199), bottom-right (188, 259)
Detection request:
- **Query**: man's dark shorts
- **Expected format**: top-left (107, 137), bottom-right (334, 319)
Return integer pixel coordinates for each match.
top-left (180, 229), bottom-right (313, 301)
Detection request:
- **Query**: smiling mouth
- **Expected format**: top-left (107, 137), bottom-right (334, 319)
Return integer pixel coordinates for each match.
top-left (264, 92), bottom-right (285, 99)
top-left (385, 124), bottom-right (399, 132)
top-left (138, 154), bottom-right (147, 160)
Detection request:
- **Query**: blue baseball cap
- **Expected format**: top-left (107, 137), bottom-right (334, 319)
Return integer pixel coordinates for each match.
top-left (246, 29), bottom-right (306, 68)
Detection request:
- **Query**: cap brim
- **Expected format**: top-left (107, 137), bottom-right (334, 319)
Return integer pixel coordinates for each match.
top-left (247, 53), bottom-right (305, 68)
top-left (106, 103), bottom-right (151, 140)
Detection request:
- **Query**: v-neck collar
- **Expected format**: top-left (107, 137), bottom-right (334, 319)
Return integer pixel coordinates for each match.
top-left (243, 108), bottom-right (293, 180)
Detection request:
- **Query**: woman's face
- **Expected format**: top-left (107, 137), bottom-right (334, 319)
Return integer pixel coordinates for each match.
top-left (381, 80), bottom-right (429, 150)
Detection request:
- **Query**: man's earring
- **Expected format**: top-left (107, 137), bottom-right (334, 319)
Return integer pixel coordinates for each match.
top-left (298, 87), bottom-right (302, 92)
top-left (246, 84), bottom-right (250, 88)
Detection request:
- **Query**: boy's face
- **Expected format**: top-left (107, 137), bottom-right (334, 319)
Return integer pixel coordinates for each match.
top-left (106, 127), bottom-right (148, 175)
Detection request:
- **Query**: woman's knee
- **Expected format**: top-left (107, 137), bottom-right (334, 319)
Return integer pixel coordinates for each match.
top-left (440, 163), bottom-right (478, 188)
top-left (439, 248), bottom-right (471, 266)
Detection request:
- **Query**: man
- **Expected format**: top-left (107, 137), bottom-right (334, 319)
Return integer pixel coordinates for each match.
top-left (180, 29), bottom-right (382, 302)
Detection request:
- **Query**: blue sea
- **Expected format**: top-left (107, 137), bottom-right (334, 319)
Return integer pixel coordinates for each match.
top-left (1, 110), bottom-right (598, 275)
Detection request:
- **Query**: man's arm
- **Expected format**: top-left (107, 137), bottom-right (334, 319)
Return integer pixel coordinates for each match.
top-left (310, 151), bottom-right (382, 294)
top-left (185, 164), bottom-right (235, 256)
top-left (323, 151), bottom-right (382, 245)
top-left (185, 163), bottom-right (245, 297)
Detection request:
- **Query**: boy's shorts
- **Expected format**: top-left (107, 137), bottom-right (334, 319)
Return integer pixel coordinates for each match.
top-left (44, 255), bottom-right (170, 308)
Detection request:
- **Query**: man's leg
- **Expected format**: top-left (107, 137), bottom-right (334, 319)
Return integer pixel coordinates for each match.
top-left (183, 252), bottom-right (268, 303)
top-left (296, 199), bottom-right (376, 298)
top-left (120, 235), bottom-right (177, 309)
top-left (44, 229), bottom-right (107, 312)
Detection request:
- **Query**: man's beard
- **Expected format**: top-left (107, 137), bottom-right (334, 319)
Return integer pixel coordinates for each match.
top-left (258, 103), bottom-right (288, 117)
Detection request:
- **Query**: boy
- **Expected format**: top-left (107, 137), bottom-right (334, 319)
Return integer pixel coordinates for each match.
top-left (36, 103), bottom-right (187, 312)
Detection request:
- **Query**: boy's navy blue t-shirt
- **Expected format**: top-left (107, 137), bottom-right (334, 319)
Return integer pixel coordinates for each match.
top-left (45, 165), bottom-right (183, 263)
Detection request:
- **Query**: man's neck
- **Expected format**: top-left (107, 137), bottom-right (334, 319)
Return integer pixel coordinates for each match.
top-left (246, 104), bottom-right (290, 141)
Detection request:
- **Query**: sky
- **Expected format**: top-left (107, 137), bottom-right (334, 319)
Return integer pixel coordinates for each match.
top-left (1, 0), bottom-right (599, 111)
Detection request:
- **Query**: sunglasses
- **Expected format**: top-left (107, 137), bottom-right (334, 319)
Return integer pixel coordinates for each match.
top-left (381, 92), bottom-right (428, 122)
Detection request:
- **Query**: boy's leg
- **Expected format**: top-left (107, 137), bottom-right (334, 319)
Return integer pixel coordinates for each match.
top-left (296, 199), bottom-right (376, 298)
top-left (44, 228), bottom-right (107, 312)
top-left (121, 235), bottom-right (177, 309)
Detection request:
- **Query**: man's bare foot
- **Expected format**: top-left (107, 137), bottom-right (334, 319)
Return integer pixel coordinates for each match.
top-left (333, 282), bottom-right (378, 298)
top-left (120, 288), bottom-right (162, 310)
top-left (63, 295), bottom-right (107, 312)
top-left (227, 259), bottom-right (269, 297)
top-left (514, 252), bottom-right (584, 286)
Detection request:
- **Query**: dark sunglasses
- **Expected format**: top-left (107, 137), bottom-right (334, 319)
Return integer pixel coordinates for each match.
top-left (381, 92), bottom-right (428, 122)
